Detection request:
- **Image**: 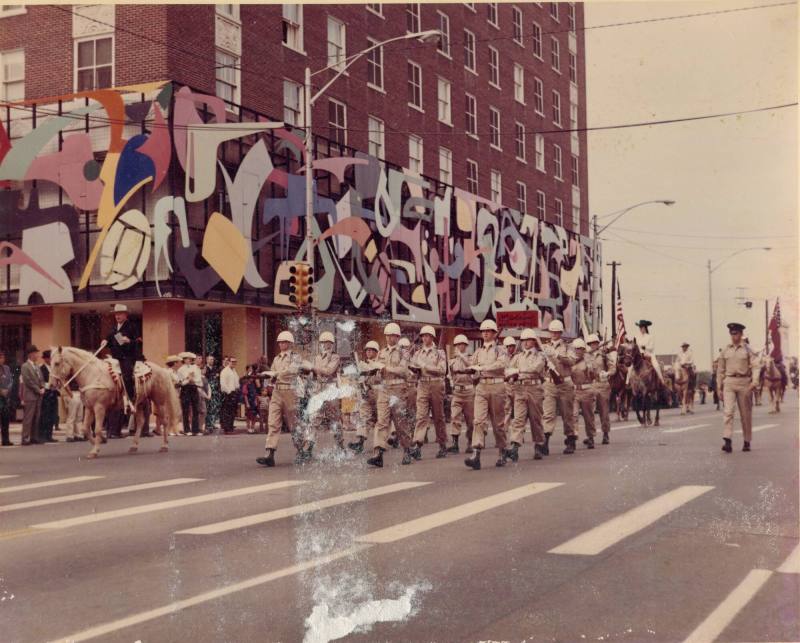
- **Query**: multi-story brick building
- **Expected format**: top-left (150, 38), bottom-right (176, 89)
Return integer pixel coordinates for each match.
top-left (0, 3), bottom-right (596, 367)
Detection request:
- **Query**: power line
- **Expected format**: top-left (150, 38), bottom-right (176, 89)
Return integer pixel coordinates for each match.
top-left (605, 225), bottom-right (799, 240)
top-left (600, 236), bottom-right (796, 251)
top-left (602, 230), bottom-right (703, 267)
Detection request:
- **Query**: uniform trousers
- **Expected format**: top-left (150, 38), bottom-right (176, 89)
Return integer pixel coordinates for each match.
top-left (356, 390), bottom-right (377, 439)
top-left (509, 383), bottom-right (545, 445)
top-left (722, 376), bottom-right (753, 441)
top-left (373, 384), bottom-right (412, 451)
top-left (413, 380), bottom-right (447, 446)
top-left (307, 383), bottom-right (343, 447)
top-left (575, 388), bottom-right (596, 438)
top-left (543, 381), bottom-right (576, 436)
top-left (449, 386), bottom-right (475, 443)
top-left (266, 386), bottom-right (298, 450)
top-left (593, 381), bottom-right (611, 434)
top-left (471, 381), bottom-right (507, 453)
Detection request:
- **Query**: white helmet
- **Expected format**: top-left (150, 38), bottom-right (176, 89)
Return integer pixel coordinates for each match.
top-left (398, 337), bottom-right (411, 348)
top-left (572, 338), bottom-right (587, 350)
top-left (521, 328), bottom-right (536, 340)
top-left (548, 319), bottom-right (564, 333)
top-left (503, 336), bottom-right (516, 347)
top-left (453, 334), bottom-right (469, 345)
top-left (319, 331), bottom-right (335, 344)
top-left (586, 334), bottom-right (600, 344)
top-left (480, 319), bottom-right (498, 332)
top-left (420, 325), bottom-right (436, 337)
top-left (384, 322), bottom-right (401, 336)
top-left (365, 340), bottom-right (380, 352)
top-left (277, 331), bottom-right (295, 343)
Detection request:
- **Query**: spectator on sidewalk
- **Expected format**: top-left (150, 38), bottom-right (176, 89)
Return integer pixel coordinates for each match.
top-left (0, 351), bottom-right (14, 446)
top-left (20, 345), bottom-right (44, 445)
top-left (204, 355), bottom-right (221, 432)
top-left (198, 368), bottom-right (211, 435)
top-left (219, 357), bottom-right (240, 433)
top-left (242, 372), bottom-right (258, 434)
top-left (38, 350), bottom-right (59, 443)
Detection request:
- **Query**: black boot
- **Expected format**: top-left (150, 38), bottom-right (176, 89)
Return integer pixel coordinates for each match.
top-left (367, 448), bottom-right (385, 468)
top-left (387, 435), bottom-right (398, 449)
top-left (495, 450), bottom-right (508, 467)
top-left (543, 432), bottom-right (551, 456)
top-left (447, 436), bottom-right (460, 453)
top-left (436, 445), bottom-right (448, 459)
top-left (411, 444), bottom-right (422, 460)
top-left (585, 436), bottom-right (595, 449)
top-left (742, 441), bottom-right (751, 452)
top-left (402, 448), bottom-right (413, 465)
top-left (563, 435), bottom-right (576, 454)
top-left (256, 449), bottom-right (276, 467)
top-left (602, 432), bottom-right (610, 445)
top-left (534, 444), bottom-right (544, 460)
top-left (465, 448), bottom-right (481, 470)
top-left (293, 448), bottom-right (306, 465)
top-left (505, 443), bottom-right (520, 463)
top-left (721, 438), bottom-right (732, 453)
top-left (348, 436), bottom-right (366, 453)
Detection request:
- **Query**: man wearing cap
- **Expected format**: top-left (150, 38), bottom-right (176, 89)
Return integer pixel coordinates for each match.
top-left (502, 336), bottom-right (518, 433)
top-left (447, 334), bottom-right (475, 454)
top-left (219, 357), bottom-right (240, 433)
top-left (303, 331), bottom-right (343, 460)
top-left (178, 352), bottom-right (202, 435)
top-left (717, 322), bottom-right (759, 453)
top-left (409, 325), bottom-right (448, 459)
top-left (349, 340), bottom-right (382, 454)
top-left (541, 319), bottom-right (578, 454)
top-left (571, 339), bottom-right (598, 449)
top-left (464, 319), bottom-right (509, 470)
top-left (20, 345), bottom-right (44, 445)
top-left (629, 320), bottom-right (665, 385)
top-left (505, 328), bottom-right (547, 462)
top-left (586, 335), bottom-right (612, 444)
top-left (367, 323), bottom-right (413, 468)
top-left (106, 304), bottom-right (142, 413)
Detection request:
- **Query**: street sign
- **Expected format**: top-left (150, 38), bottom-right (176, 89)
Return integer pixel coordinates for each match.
top-left (496, 310), bottom-right (539, 328)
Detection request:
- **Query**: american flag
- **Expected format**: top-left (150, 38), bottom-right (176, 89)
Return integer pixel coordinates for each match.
top-left (615, 275), bottom-right (627, 348)
top-left (769, 298), bottom-right (782, 361)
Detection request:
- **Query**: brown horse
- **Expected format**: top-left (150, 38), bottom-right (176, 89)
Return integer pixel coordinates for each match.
top-left (673, 362), bottom-right (696, 415)
top-left (608, 347), bottom-right (631, 421)
top-left (761, 356), bottom-right (784, 414)
top-left (628, 343), bottom-right (663, 426)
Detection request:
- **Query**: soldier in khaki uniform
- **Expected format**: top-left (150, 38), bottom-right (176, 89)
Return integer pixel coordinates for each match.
top-left (505, 328), bottom-right (547, 462)
top-left (586, 334), bottom-right (612, 444)
top-left (256, 330), bottom-right (304, 467)
top-left (541, 319), bottom-right (578, 454)
top-left (717, 322), bottom-right (759, 453)
top-left (502, 336), bottom-right (518, 433)
top-left (571, 339), bottom-right (598, 449)
top-left (409, 325), bottom-right (448, 459)
top-left (367, 323), bottom-right (414, 468)
top-left (396, 336), bottom-right (417, 447)
top-left (447, 334), bottom-right (475, 454)
top-left (464, 319), bottom-right (509, 470)
top-left (304, 331), bottom-right (342, 460)
top-left (348, 340), bottom-right (381, 454)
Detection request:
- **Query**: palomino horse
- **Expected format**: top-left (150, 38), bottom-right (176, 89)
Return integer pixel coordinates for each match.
top-left (628, 343), bottom-right (662, 426)
top-left (49, 346), bottom-right (180, 458)
top-left (761, 356), bottom-right (785, 414)
top-left (673, 362), bottom-right (696, 415)
top-left (608, 348), bottom-right (631, 421)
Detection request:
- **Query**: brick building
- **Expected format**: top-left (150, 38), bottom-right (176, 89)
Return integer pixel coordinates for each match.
top-left (0, 3), bottom-right (596, 367)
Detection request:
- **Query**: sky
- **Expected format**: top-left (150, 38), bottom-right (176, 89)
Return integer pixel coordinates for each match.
top-left (584, 0), bottom-right (798, 370)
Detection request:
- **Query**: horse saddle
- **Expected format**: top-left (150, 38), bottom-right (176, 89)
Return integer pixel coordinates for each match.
top-left (134, 361), bottom-right (152, 379)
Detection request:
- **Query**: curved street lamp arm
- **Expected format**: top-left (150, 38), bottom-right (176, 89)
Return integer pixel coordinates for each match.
top-left (594, 200), bottom-right (674, 235)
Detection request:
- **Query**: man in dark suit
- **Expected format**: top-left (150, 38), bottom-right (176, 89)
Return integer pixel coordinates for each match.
top-left (0, 351), bottom-right (14, 446)
top-left (106, 304), bottom-right (143, 413)
top-left (38, 350), bottom-right (60, 443)
top-left (20, 345), bottom-right (44, 445)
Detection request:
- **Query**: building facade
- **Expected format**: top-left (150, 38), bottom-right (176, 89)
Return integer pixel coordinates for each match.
top-left (0, 3), bottom-right (597, 366)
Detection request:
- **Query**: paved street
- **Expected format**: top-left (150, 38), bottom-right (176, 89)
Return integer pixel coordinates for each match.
top-left (1, 398), bottom-right (797, 643)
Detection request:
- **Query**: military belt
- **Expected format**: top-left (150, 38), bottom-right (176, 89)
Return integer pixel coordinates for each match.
top-left (479, 377), bottom-right (504, 384)
top-left (275, 384), bottom-right (294, 390)
top-left (454, 384), bottom-right (474, 391)
top-left (383, 379), bottom-right (405, 385)
top-left (726, 374), bottom-right (751, 378)
top-left (574, 384), bottom-right (590, 391)
top-left (520, 378), bottom-right (543, 384)
top-left (418, 377), bottom-right (444, 383)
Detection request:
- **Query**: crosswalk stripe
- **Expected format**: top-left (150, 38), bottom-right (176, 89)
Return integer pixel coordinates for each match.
top-left (177, 481), bottom-right (431, 536)
top-left (682, 569), bottom-right (773, 643)
top-left (32, 480), bottom-right (306, 530)
top-left (0, 474), bottom-right (19, 479)
top-left (358, 482), bottom-right (563, 544)
top-left (0, 478), bottom-right (203, 513)
top-left (752, 423), bottom-right (779, 432)
top-left (663, 424), bottom-right (710, 434)
top-left (777, 542), bottom-right (800, 574)
top-left (548, 485), bottom-right (714, 556)
top-left (611, 423), bottom-right (641, 431)
top-left (0, 475), bottom-right (103, 494)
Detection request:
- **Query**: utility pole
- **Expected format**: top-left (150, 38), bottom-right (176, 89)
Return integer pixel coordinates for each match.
top-left (765, 299), bottom-right (769, 352)
top-left (606, 261), bottom-right (620, 340)
top-left (707, 259), bottom-right (714, 371)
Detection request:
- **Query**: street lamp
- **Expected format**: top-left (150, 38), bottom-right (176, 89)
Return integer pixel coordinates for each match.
top-left (707, 247), bottom-right (771, 369)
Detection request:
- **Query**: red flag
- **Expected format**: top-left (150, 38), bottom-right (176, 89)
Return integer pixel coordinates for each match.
top-left (615, 276), bottom-right (627, 348)
top-left (769, 299), bottom-right (782, 361)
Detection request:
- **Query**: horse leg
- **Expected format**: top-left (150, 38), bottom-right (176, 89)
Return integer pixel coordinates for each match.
top-left (87, 405), bottom-right (105, 458)
top-left (654, 403), bottom-right (660, 426)
top-left (159, 400), bottom-right (170, 453)
top-left (645, 395), bottom-right (652, 426)
top-left (129, 403), bottom-right (143, 453)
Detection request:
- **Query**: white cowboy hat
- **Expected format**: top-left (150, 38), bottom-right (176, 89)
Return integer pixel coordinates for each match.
top-left (178, 351), bottom-right (196, 360)
top-left (112, 304), bottom-right (128, 313)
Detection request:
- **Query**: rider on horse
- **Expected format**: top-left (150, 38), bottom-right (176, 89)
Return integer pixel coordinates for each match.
top-left (677, 342), bottom-right (696, 377)
top-left (627, 320), bottom-right (665, 386)
top-left (105, 304), bottom-right (143, 413)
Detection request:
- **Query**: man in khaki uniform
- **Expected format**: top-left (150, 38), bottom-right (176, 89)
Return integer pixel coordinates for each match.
top-left (505, 328), bottom-right (547, 462)
top-left (304, 330), bottom-right (342, 460)
top-left (348, 340), bottom-right (381, 454)
top-left (571, 339), bottom-right (597, 449)
top-left (502, 335), bottom-right (518, 431)
top-left (541, 319), bottom-right (577, 454)
top-left (256, 330), bottom-right (303, 467)
top-left (717, 322), bottom-right (759, 453)
top-left (409, 325), bottom-right (448, 459)
top-left (367, 323), bottom-right (414, 468)
top-left (447, 334), bottom-right (475, 454)
top-left (396, 336), bottom-right (417, 447)
top-left (587, 334), bottom-right (612, 445)
top-left (464, 319), bottom-right (509, 470)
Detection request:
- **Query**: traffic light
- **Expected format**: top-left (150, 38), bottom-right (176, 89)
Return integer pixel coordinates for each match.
top-left (289, 261), bottom-right (314, 308)
top-left (744, 301), bottom-right (753, 309)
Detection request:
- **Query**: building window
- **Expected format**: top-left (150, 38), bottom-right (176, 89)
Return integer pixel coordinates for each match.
top-left (569, 52), bottom-right (577, 85)
top-left (463, 29), bottom-right (476, 72)
top-left (512, 6), bottom-right (523, 45)
top-left (368, 115), bottom-right (385, 159)
top-left (367, 38), bottom-right (384, 90)
top-left (0, 5), bottom-right (25, 18)
top-left (406, 3), bottom-right (421, 33)
top-left (0, 49), bottom-right (24, 102)
top-left (464, 2), bottom-right (476, 11)
top-left (551, 36), bottom-right (561, 72)
top-left (439, 147), bottom-right (453, 184)
top-left (465, 93), bottom-right (477, 137)
top-left (513, 63), bottom-right (524, 103)
top-left (327, 17), bottom-right (346, 72)
top-left (533, 77), bottom-right (544, 115)
top-left (554, 198), bottom-right (564, 226)
top-left (571, 155), bottom-right (579, 186)
top-left (215, 49), bottom-right (239, 103)
top-left (536, 190), bottom-right (546, 219)
top-left (466, 159), bottom-right (479, 194)
top-left (532, 22), bottom-right (543, 59)
top-left (553, 144), bottom-right (563, 180)
top-left (568, 3), bottom-right (576, 31)
top-left (407, 61), bottom-right (422, 109)
top-left (328, 99), bottom-right (347, 145)
top-left (437, 11), bottom-right (451, 57)
top-left (488, 46), bottom-right (500, 87)
top-left (366, 3), bottom-right (383, 17)
top-left (76, 36), bottom-right (113, 92)
top-left (283, 79), bottom-right (304, 127)
top-left (514, 122), bottom-right (526, 161)
top-left (490, 170), bottom-right (502, 203)
top-left (437, 77), bottom-right (452, 125)
top-left (409, 135), bottom-right (423, 174)
top-left (487, 2), bottom-right (498, 27)
top-left (570, 102), bottom-right (579, 130)
top-left (217, 4), bottom-right (239, 19)
top-left (489, 106), bottom-right (501, 149)
top-left (572, 204), bottom-right (580, 231)
top-left (550, 2), bottom-right (559, 21)
top-left (552, 89), bottom-right (562, 126)
top-left (516, 181), bottom-right (527, 214)
top-left (282, 4), bottom-right (303, 52)
top-left (535, 134), bottom-right (545, 172)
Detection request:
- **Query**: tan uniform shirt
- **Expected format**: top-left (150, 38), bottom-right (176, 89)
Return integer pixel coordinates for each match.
top-left (517, 348), bottom-right (547, 379)
top-left (361, 357), bottom-right (383, 388)
top-left (543, 339), bottom-right (575, 379)
top-left (270, 350), bottom-right (302, 385)
top-left (449, 352), bottom-right (475, 387)
top-left (716, 343), bottom-right (759, 385)
top-left (313, 350), bottom-right (340, 383)
top-left (588, 350), bottom-right (610, 380)
top-left (378, 344), bottom-right (410, 383)
top-left (412, 345), bottom-right (447, 378)
top-left (470, 341), bottom-right (508, 377)
top-left (571, 355), bottom-right (596, 387)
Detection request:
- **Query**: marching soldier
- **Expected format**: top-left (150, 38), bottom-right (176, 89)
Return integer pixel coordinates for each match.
top-left (571, 339), bottom-right (598, 449)
top-left (505, 328), bottom-right (547, 462)
top-left (178, 351), bottom-right (202, 435)
top-left (541, 319), bottom-right (578, 454)
top-left (717, 322), bottom-right (759, 453)
top-left (256, 330), bottom-right (303, 467)
top-left (348, 340), bottom-right (381, 454)
top-left (464, 319), bottom-right (509, 470)
top-left (502, 336), bottom-right (518, 432)
top-left (367, 323), bottom-right (414, 468)
top-left (447, 334), bottom-right (475, 454)
top-left (397, 336), bottom-right (417, 447)
top-left (586, 334), bottom-right (612, 444)
top-left (409, 325), bottom-right (448, 459)
top-left (304, 331), bottom-right (342, 459)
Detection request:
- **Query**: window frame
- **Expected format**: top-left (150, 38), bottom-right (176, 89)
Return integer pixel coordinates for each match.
top-left (513, 63), bottom-right (525, 104)
top-left (408, 134), bottom-right (424, 174)
top-left (569, 51), bottom-right (577, 85)
top-left (488, 45), bottom-right (500, 88)
top-left (552, 89), bottom-right (562, 127)
top-left (553, 144), bottom-right (563, 181)
top-left (463, 28), bottom-right (477, 74)
top-left (466, 158), bottom-right (479, 194)
top-left (535, 134), bottom-right (545, 172)
top-left (549, 2), bottom-right (559, 22)
top-left (490, 169), bottom-right (502, 203)
top-left (532, 21), bottom-right (543, 60)
top-left (514, 121), bottom-right (526, 162)
top-left (516, 181), bottom-right (528, 214)
top-left (554, 197), bottom-right (564, 226)
top-left (0, 5), bottom-right (25, 18)
top-left (282, 4), bottom-right (304, 53)
top-left (366, 37), bottom-right (384, 92)
top-left (326, 16), bottom-right (347, 73)
top-left (74, 34), bottom-right (114, 93)
top-left (328, 97), bottom-right (347, 146)
top-left (487, 2), bottom-right (499, 28)
top-left (489, 106), bottom-right (502, 150)
top-left (533, 77), bottom-right (544, 115)
top-left (465, 92), bottom-right (478, 138)
top-left (439, 146), bottom-right (453, 185)
top-left (512, 6), bottom-right (524, 46)
top-left (568, 3), bottom-right (576, 31)
top-left (0, 48), bottom-right (24, 102)
top-left (571, 155), bottom-right (580, 186)
top-left (366, 3), bottom-right (384, 18)
top-left (437, 11), bottom-right (451, 58)
top-left (407, 60), bottom-right (423, 111)
top-left (368, 115), bottom-right (385, 159)
top-left (437, 77), bottom-right (452, 125)
top-left (406, 3), bottom-right (421, 33)
top-left (551, 35), bottom-right (561, 73)
top-left (282, 78), bottom-right (304, 128)
top-left (536, 190), bottom-right (546, 220)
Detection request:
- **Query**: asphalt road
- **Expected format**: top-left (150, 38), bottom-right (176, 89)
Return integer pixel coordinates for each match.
top-left (1, 396), bottom-right (797, 643)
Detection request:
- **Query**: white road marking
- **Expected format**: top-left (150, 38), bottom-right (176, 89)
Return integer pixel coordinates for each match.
top-left (177, 481), bottom-right (430, 536)
top-left (32, 480), bottom-right (306, 530)
top-left (682, 569), bottom-right (773, 643)
top-left (0, 474), bottom-right (19, 479)
top-left (0, 475), bottom-right (103, 494)
top-left (752, 423), bottom-right (779, 432)
top-left (51, 544), bottom-right (372, 643)
top-left (663, 424), bottom-right (710, 434)
top-left (777, 541), bottom-right (800, 574)
top-left (611, 423), bottom-right (641, 431)
top-left (0, 478), bottom-right (203, 513)
top-left (358, 482), bottom-right (563, 544)
top-left (549, 485), bottom-right (714, 556)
